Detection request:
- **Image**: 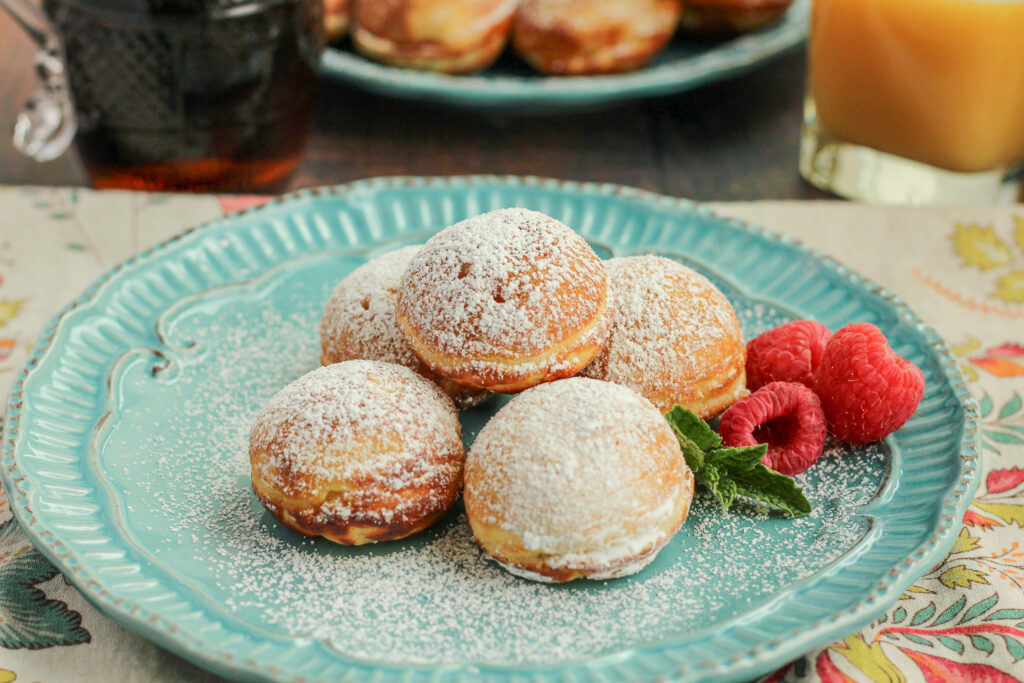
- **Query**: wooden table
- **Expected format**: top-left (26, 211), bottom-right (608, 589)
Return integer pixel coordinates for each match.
top-left (0, 17), bottom-right (830, 201)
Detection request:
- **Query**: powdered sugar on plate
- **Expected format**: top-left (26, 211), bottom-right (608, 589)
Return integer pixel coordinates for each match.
top-left (102, 254), bottom-right (888, 668)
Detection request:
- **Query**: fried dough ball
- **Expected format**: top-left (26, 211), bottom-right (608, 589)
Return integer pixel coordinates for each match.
top-left (396, 208), bottom-right (615, 394)
top-left (582, 255), bottom-right (747, 417)
top-left (464, 377), bottom-right (694, 582)
top-left (249, 360), bottom-right (464, 545)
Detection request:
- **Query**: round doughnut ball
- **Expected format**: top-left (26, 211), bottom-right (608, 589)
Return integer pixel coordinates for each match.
top-left (320, 246), bottom-right (488, 410)
top-left (324, 0), bottom-right (350, 41)
top-left (350, 0), bottom-right (517, 74)
top-left (396, 208), bottom-right (615, 394)
top-left (679, 0), bottom-right (794, 37)
top-left (582, 255), bottom-right (747, 418)
top-left (464, 377), bottom-right (694, 582)
top-left (513, 0), bottom-right (683, 75)
top-left (249, 360), bottom-right (464, 545)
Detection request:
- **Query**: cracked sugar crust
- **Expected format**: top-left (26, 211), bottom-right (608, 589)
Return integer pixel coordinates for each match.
top-left (395, 208), bottom-right (613, 385)
top-left (464, 377), bottom-right (693, 580)
top-left (249, 360), bottom-right (463, 532)
top-left (582, 255), bottom-right (746, 416)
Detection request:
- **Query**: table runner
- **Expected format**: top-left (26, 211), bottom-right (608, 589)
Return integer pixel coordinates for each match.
top-left (0, 185), bottom-right (1020, 683)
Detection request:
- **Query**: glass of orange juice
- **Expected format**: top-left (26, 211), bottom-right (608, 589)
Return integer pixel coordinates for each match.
top-left (799, 0), bottom-right (1024, 204)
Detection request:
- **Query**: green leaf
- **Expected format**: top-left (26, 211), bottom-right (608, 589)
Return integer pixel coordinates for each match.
top-left (730, 463), bottom-right (812, 518)
top-left (663, 406), bottom-right (812, 517)
top-left (906, 585), bottom-right (936, 595)
top-left (705, 444), bottom-right (769, 470)
top-left (893, 606), bottom-right (907, 623)
top-left (1003, 636), bottom-right (1024, 661)
top-left (1000, 393), bottom-right (1023, 419)
top-left (973, 502), bottom-right (1024, 527)
top-left (951, 528), bottom-right (980, 554)
top-left (903, 633), bottom-right (932, 646)
top-left (938, 636), bottom-right (965, 654)
top-left (911, 602), bottom-right (937, 626)
top-left (986, 609), bottom-right (1024, 621)
top-left (665, 406), bottom-right (721, 450)
top-left (961, 594), bottom-right (999, 623)
top-left (713, 476), bottom-right (738, 511)
top-left (939, 565), bottom-right (990, 589)
top-left (934, 595), bottom-right (966, 626)
top-left (674, 430), bottom-right (705, 472)
top-left (981, 394), bottom-right (994, 418)
top-left (985, 430), bottom-right (1024, 445)
top-left (0, 519), bottom-right (90, 648)
top-left (970, 635), bottom-right (995, 654)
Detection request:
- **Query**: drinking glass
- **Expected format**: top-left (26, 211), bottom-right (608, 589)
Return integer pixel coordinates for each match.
top-left (799, 0), bottom-right (1024, 204)
top-left (2, 0), bottom-right (323, 193)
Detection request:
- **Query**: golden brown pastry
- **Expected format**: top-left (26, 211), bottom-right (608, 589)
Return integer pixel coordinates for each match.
top-left (249, 360), bottom-right (464, 545)
top-left (512, 0), bottom-right (683, 75)
top-left (395, 208), bottom-right (615, 394)
top-left (350, 0), bottom-right (517, 74)
top-left (320, 246), bottom-right (488, 410)
top-left (582, 255), bottom-right (747, 418)
top-left (464, 377), bottom-right (694, 582)
top-left (324, 0), bottom-right (350, 41)
top-left (678, 0), bottom-right (794, 36)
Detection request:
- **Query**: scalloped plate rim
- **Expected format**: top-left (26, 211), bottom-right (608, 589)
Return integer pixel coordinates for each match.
top-left (1, 175), bottom-right (981, 683)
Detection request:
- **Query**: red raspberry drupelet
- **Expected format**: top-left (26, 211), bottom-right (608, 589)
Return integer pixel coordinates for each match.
top-left (746, 319), bottom-right (831, 391)
top-left (718, 381), bottom-right (827, 476)
top-left (813, 323), bottom-right (925, 444)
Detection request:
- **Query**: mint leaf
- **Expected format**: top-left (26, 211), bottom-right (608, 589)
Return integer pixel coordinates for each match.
top-left (715, 476), bottom-right (738, 510)
top-left (704, 444), bottom-right (768, 471)
top-left (664, 405), bottom-right (812, 518)
top-left (731, 464), bottom-right (812, 518)
top-left (697, 463), bottom-right (735, 510)
top-left (674, 429), bottom-right (705, 472)
top-left (665, 405), bottom-right (722, 451)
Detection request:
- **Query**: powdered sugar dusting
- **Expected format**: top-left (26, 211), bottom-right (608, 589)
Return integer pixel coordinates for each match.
top-left (250, 360), bottom-right (460, 505)
top-left (103, 258), bottom-right (888, 669)
top-left (466, 378), bottom-right (687, 568)
top-left (319, 246), bottom-right (421, 369)
top-left (397, 208), bottom-right (610, 360)
top-left (583, 255), bottom-right (744, 407)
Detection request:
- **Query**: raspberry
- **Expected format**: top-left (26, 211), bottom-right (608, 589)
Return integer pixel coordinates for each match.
top-left (746, 320), bottom-right (831, 390)
top-left (813, 323), bottom-right (925, 444)
top-left (718, 381), bottom-right (827, 476)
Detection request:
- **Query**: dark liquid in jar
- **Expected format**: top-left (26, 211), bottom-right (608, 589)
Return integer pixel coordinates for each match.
top-left (45, 0), bottom-right (322, 192)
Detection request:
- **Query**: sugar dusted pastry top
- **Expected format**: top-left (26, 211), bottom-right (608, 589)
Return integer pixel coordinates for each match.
top-left (464, 377), bottom-right (691, 573)
top-left (396, 208), bottom-right (613, 386)
top-left (320, 246), bottom-right (422, 370)
top-left (250, 360), bottom-right (461, 507)
top-left (582, 255), bottom-right (746, 416)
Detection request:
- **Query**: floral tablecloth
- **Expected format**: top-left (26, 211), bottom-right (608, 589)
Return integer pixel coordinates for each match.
top-left (0, 186), bottom-right (1021, 683)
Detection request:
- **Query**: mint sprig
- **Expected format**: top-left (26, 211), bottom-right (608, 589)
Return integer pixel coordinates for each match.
top-left (665, 406), bottom-right (812, 518)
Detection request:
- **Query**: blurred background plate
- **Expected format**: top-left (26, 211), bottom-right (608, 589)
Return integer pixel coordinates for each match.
top-left (320, 0), bottom-right (809, 112)
top-left (2, 176), bottom-right (978, 683)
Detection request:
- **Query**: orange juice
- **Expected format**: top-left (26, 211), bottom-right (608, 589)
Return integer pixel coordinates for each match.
top-left (809, 0), bottom-right (1024, 173)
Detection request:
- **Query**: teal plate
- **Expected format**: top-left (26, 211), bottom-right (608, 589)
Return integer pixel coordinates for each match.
top-left (3, 176), bottom-right (979, 683)
top-left (321, 1), bottom-right (807, 111)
